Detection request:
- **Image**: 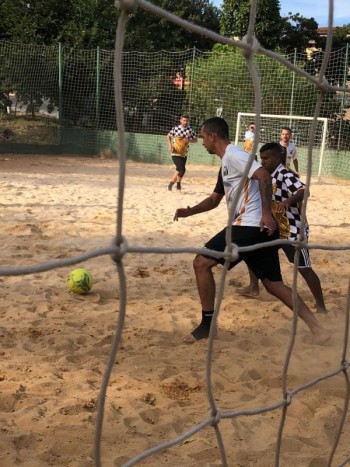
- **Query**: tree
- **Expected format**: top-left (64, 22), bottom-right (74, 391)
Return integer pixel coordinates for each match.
top-left (220, 0), bottom-right (283, 50)
top-left (323, 25), bottom-right (350, 50)
top-left (0, 0), bottom-right (74, 44)
top-left (0, 0), bottom-right (119, 49)
top-left (279, 13), bottom-right (319, 53)
top-left (58, 0), bottom-right (119, 49)
top-left (187, 47), bottom-right (319, 134)
top-left (0, 0), bottom-right (220, 51)
top-left (124, 0), bottom-right (221, 51)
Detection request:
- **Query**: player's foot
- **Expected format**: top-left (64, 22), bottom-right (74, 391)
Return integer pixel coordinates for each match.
top-left (176, 183), bottom-right (181, 190)
top-left (312, 327), bottom-right (331, 345)
top-left (168, 182), bottom-right (174, 191)
top-left (183, 333), bottom-right (198, 344)
top-left (237, 286), bottom-right (259, 297)
top-left (315, 306), bottom-right (328, 314)
top-left (183, 323), bottom-right (217, 343)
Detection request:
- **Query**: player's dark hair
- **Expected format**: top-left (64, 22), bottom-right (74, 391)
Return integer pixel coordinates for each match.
top-left (260, 142), bottom-right (283, 156)
top-left (281, 126), bottom-right (292, 133)
top-left (180, 114), bottom-right (189, 119)
top-left (201, 117), bottom-right (229, 139)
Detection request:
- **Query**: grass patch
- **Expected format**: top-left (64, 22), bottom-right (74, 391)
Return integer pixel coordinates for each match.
top-left (0, 114), bottom-right (59, 145)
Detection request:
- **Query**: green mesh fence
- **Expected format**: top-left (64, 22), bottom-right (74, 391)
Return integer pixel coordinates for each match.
top-left (0, 40), bottom-right (349, 178)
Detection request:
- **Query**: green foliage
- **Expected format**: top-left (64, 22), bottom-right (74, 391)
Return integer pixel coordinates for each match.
top-left (1, 0), bottom-right (64, 45)
top-left (187, 48), bottom-right (319, 133)
top-left (220, 0), bottom-right (283, 50)
top-left (59, 0), bottom-right (119, 49)
top-left (0, 0), bottom-right (220, 52)
top-left (124, 0), bottom-right (220, 51)
top-left (60, 49), bottom-right (98, 126)
top-left (119, 50), bottom-right (194, 132)
top-left (328, 119), bottom-right (350, 150)
top-left (188, 50), bottom-right (251, 131)
top-left (328, 26), bottom-right (350, 49)
top-left (0, 0), bottom-right (119, 49)
top-left (279, 13), bottom-right (319, 53)
top-left (0, 42), bottom-right (59, 117)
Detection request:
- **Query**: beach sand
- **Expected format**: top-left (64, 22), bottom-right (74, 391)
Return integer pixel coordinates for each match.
top-left (0, 154), bottom-right (349, 466)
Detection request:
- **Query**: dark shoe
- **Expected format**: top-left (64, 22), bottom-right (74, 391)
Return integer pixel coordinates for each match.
top-left (168, 182), bottom-right (174, 191)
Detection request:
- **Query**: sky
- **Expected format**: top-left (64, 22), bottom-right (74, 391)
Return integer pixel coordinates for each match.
top-left (212, 0), bottom-right (350, 27)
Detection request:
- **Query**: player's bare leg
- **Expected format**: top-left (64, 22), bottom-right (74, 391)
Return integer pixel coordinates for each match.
top-left (183, 254), bottom-right (217, 343)
top-left (168, 171), bottom-right (179, 190)
top-left (237, 266), bottom-right (260, 297)
top-left (262, 278), bottom-right (330, 344)
top-left (298, 267), bottom-right (328, 314)
top-left (176, 175), bottom-right (183, 190)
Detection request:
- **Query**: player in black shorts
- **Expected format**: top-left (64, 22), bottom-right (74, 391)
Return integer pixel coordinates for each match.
top-left (239, 142), bottom-right (327, 313)
top-left (174, 117), bottom-right (329, 344)
top-left (166, 115), bottom-right (197, 191)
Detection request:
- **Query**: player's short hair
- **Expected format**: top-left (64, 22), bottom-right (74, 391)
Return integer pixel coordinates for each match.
top-left (260, 142), bottom-right (283, 156)
top-left (281, 126), bottom-right (292, 134)
top-left (180, 114), bottom-right (189, 119)
top-left (201, 117), bottom-right (229, 139)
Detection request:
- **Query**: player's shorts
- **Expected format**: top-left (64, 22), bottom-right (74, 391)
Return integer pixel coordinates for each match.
top-left (280, 244), bottom-right (311, 268)
top-left (204, 226), bottom-right (282, 282)
top-left (172, 155), bottom-right (187, 173)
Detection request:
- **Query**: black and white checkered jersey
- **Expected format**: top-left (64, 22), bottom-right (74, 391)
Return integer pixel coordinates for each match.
top-left (169, 125), bottom-right (196, 139)
top-left (271, 163), bottom-right (309, 240)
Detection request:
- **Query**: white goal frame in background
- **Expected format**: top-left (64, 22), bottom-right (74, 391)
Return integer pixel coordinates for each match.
top-left (235, 112), bottom-right (328, 180)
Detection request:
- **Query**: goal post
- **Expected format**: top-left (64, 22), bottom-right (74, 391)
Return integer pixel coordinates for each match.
top-left (235, 112), bottom-right (328, 180)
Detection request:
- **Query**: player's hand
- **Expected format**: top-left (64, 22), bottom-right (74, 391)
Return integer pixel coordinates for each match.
top-left (260, 213), bottom-right (277, 236)
top-left (275, 200), bottom-right (289, 214)
top-left (174, 206), bottom-right (191, 221)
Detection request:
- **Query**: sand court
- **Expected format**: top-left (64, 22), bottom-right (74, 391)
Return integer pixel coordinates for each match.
top-left (0, 154), bottom-right (349, 466)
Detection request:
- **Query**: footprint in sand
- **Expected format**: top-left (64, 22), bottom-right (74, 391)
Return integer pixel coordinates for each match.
top-left (0, 330), bottom-right (16, 349)
top-left (59, 400), bottom-right (97, 415)
top-left (272, 303), bottom-right (292, 318)
top-left (73, 291), bottom-right (101, 303)
top-left (139, 407), bottom-right (161, 425)
top-left (13, 432), bottom-right (43, 450)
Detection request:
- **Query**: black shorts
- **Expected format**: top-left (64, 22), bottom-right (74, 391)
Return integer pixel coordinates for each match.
top-left (280, 244), bottom-right (311, 268)
top-left (204, 226), bottom-right (282, 282)
top-left (172, 155), bottom-right (187, 173)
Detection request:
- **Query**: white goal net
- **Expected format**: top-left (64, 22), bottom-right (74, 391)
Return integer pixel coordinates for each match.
top-left (235, 112), bottom-right (328, 179)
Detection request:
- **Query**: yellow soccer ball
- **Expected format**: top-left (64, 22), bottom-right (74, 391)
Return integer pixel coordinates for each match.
top-left (67, 268), bottom-right (93, 294)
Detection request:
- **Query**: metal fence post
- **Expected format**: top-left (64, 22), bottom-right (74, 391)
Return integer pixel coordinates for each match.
top-left (337, 43), bottom-right (349, 150)
top-left (96, 46), bottom-right (101, 130)
top-left (58, 42), bottom-right (63, 145)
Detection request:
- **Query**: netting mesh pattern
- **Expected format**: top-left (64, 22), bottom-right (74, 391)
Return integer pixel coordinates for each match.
top-left (1, 39), bottom-right (350, 174)
top-left (0, 0), bottom-right (350, 466)
top-left (97, 1), bottom-right (350, 465)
